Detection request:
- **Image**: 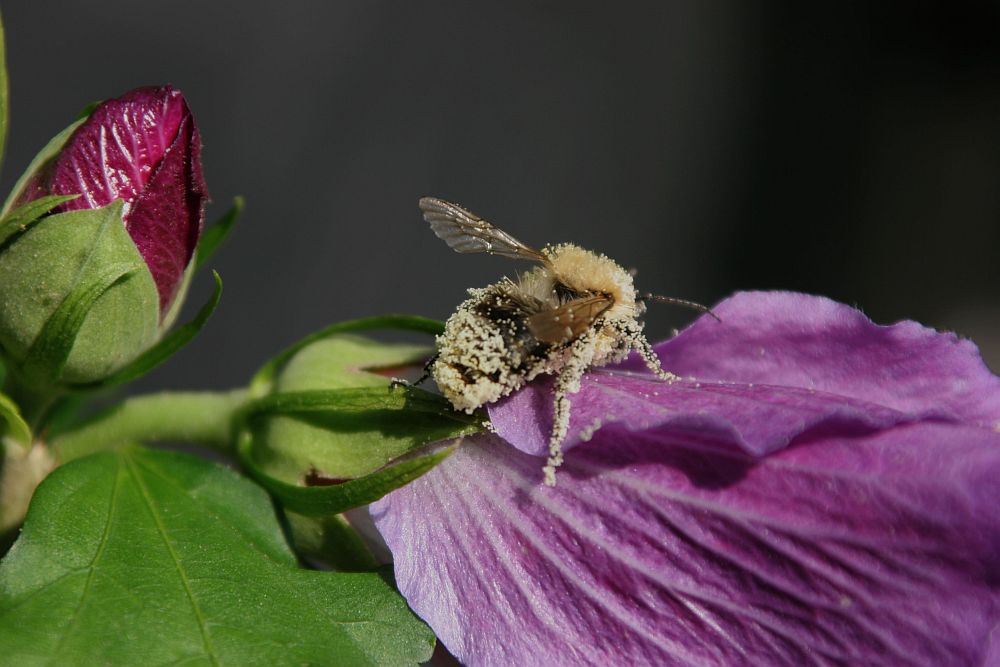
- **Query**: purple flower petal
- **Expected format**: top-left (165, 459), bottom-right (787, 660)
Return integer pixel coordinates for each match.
top-left (490, 291), bottom-right (1000, 457)
top-left (490, 372), bottom-right (924, 459)
top-left (35, 86), bottom-right (207, 313)
top-left (372, 424), bottom-right (1000, 666)
top-left (123, 109), bottom-right (205, 314)
top-left (645, 291), bottom-right (1000, 426)
top-left (375, 291), bottom-right (1000, 665)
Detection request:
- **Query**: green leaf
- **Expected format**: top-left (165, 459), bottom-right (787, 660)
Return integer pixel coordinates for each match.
top-left (0, 391), bottom-right (30, 447)
top-left (250, 315), bottom-right (445, 395)
top-left (0, 194), bottom-right (80, 248)
top-left (79, 271), bottom-right (223, 390)
top-left (21, 261), bottom-right (139, 387)
top-left (0, 13), bottom-right (9, 173)
top-left (0, 447), bottom-right (435, 665)
top-left (194, 196), bottom-right (243, 271)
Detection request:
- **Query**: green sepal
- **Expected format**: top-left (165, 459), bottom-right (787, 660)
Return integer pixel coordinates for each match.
top-left (250, 315), bottom-right (444, 396)
top-left (21, 262), bottom-right (140, 387)
top-left (283, 511), bottom-right (381, 572)
top-left (195, 196), bottom-right (243, 271)
top-left (246, 385), bottom-right (466, 417)
top-left (32, 393), bottom-right (85, 442)
top-left (0, 201), bottom-right (160, 386)
top-left (77, 271), bottom-right (222, 390)
top-left (240, 383), bottom-right (479, 513)
top-left (256, 335), bottom-right (477, 479)
top-left (0, 193), bottom-right (79, 247)
top-left (0, 13), bottom-right (8, 174)
top-left (240, 382), bottom-right (480, 484)
top-left (74, 100), bottom-right (101, 120)
top-left (1, 115), bottom-right (90, 216)
top-left (242, 317), bottom-right (474, 558)
top-left (158, 256), bottom-right (194, 332)
top-left (239, 427), bottom-right (455, 517)
top-left (242, 320), bottom-right (480, 516)
top-left (0, 446), bottom-right (435, 665)
top-left (0, 391), bottom-right (31, 448)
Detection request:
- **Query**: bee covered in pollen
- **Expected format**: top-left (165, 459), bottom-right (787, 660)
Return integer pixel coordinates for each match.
top-left (417, 197), bottom-right (717, 486)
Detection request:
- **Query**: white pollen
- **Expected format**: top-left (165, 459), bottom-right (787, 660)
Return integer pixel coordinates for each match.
top-left (579, 418), bottom-right (604, 442)
top-left (428, 238), bottom-right (690, 487)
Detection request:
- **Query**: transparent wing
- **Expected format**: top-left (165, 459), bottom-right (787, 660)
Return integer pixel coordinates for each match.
top-left (419, 197), bottom-right (548, 263)
top-left (527, 295), bottom-right (614, 345)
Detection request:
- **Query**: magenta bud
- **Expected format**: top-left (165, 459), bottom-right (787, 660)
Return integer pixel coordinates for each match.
top-left (21, 85), bottom-right (208, 315)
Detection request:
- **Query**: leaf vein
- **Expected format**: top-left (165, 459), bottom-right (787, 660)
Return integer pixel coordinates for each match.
top-left (125, 454), bottom-right (220, 666)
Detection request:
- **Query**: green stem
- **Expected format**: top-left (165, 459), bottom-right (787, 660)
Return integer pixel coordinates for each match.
top-left (50, 389), bottom-right (248, 462)
top-left (1, 376), bottom-right (59, 431)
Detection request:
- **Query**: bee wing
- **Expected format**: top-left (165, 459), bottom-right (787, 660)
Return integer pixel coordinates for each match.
top-left (419, 197), bottom-right (549, 263)
top-left (527, 295), bottom-right (614, 345)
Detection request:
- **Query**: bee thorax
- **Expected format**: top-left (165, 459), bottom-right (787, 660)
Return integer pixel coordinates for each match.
top-left (544, 244), bottom-right (640, 319)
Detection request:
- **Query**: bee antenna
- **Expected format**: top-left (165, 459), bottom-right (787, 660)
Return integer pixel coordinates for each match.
top-left (639, 294), bottom-right (721, 322)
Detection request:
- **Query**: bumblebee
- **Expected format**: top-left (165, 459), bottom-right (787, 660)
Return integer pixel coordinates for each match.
top-left (419, 197), bottom-right (714, 485)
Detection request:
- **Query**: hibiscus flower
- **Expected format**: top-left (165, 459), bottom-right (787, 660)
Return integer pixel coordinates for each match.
top-left (372, 291), bottom-right (1000, 667)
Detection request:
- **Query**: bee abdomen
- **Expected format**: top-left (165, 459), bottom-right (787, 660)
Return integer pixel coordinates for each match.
top-left (432, 286), bottom-right (552, 412)
top-left (473, 293), bottom-right (550, 366)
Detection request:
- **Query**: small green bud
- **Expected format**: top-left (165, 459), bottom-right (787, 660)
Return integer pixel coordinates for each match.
top-left (238, 323), bottom-right (476, 567)
top-left (0, 202), bottom-right (160, 386)
top-left (255, 334), bottom-right (437, 483)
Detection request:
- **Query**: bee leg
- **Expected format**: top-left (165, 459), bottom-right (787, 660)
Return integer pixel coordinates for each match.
top-left (543, 387), bottom-right (571, 487)
top-left (628, 326), bottom-right (679, 382)
top-left (543, 333), bottom-right (595, 487)
top-left (413, 353), bottom-right (439, 386)
top-left (389, 353), bottom-right (439, 390)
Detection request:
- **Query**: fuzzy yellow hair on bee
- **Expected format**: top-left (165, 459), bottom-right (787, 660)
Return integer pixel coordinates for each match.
top-left (416, 197), bottom-right (716, 486)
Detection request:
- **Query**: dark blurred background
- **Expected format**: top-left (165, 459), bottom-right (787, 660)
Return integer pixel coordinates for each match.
top-left (3, 1), bottom-right (999, 392)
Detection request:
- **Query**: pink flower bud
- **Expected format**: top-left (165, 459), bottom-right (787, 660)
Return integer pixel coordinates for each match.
top-left (21, 85), bottom-right (208, 314)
